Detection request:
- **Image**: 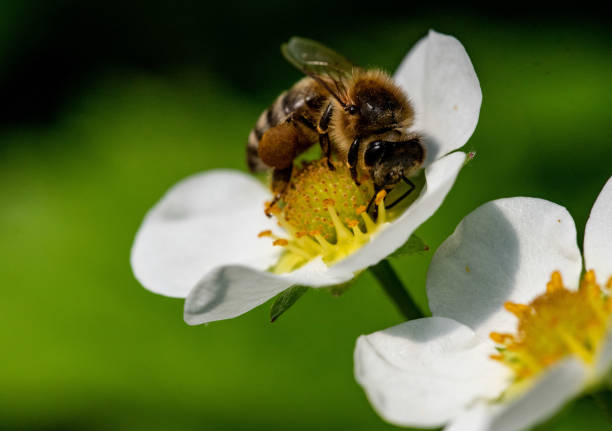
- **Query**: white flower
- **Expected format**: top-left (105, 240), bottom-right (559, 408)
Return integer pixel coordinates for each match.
top-left (354, 176), bottom-right (612, 431)
top-left (130, 30), bottom-right (482, 325)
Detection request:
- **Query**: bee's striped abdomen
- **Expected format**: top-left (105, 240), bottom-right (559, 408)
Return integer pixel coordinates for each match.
top-left (246, 77), bottom-right (327, 173)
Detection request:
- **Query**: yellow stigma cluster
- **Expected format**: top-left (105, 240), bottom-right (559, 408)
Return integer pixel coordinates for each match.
top-left (490, 270), bottom-right (612, 384)
top-left (259, 159), bottom-right (389, 274)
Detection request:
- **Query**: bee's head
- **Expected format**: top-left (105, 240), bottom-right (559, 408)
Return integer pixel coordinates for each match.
top-left (343, 70), bottom-right (414, 136)
top-left (364, 137), bottom-right (424, 189)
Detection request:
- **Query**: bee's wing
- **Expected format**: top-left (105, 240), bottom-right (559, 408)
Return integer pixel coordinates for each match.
top-left (282, 37), bottom-right (354, 106)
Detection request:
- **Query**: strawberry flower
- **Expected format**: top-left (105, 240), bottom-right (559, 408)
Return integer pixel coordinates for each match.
top-left (130, 30), bottom-right (481, 324)
top-left (355, 176), bottom-right (612, 431)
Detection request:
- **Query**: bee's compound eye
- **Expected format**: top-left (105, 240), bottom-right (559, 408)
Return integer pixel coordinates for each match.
top-left (364, 141), bottom-right (385, 166)
top-left (347, 105), bottom-right (358, 115)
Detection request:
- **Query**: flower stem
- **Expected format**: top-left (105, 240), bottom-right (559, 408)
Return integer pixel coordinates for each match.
top-left (369, 259), bottom-right (425, 320)
top-left (591, 389), bottom-right (612, 424)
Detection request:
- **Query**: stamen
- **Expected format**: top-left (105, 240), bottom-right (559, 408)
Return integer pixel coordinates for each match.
top-left (360, 211), bottom-right (377, 233)
top-left (490, 332), bottom-right (515, 344)
top-left (546, 270), bottom-right (564, 293)
top-left (257, 159), bottom-right (401, 273)
top-left (325, 201), bottom-right (352, 242)
top-left (490, 270), bottom-right (612, 387)
top-left (557, 330), bottom-right (593, 364)
top-left (346, 219), bottom-right (359, 228)
top-left (504, 302), bottom-right (532, 318)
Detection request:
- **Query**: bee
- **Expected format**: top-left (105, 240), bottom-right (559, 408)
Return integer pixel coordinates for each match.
top-left (247, 37), bottom-right (425, 215)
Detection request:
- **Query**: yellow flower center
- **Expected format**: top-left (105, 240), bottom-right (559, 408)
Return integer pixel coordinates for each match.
top-left (490, 270), bottom-right (612, 386)
top-left (259, 159), bottom-right (402, 274)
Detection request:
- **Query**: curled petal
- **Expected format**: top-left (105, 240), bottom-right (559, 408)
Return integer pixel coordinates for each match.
top-left (184, 258), bottom-right (354, 325)
top-left (354, 317), bottom-right (508, 428)
top-left (584, 176), bottom-right (612, 284)
top-left (394, 30), bottom-right (482, 163)
top-left (184, 265), bottom-right (292, 325)
top-left (427, 197), bottom-right (582, 339)
top-left (131, 170), bottom-right (279, 298)
top-left (182, 153), bottom-right (464, 324)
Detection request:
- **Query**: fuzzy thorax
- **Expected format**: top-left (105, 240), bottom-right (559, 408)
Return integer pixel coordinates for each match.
top-left (329, 69), bottom-right (415, 163)
top-left (259, 159), bottom-right (389, 273)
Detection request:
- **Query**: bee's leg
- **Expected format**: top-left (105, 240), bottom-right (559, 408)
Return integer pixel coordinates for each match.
top-left (286, 112), bottom-right (316, 131)
top-left (348, 137), bottom-right (361, 185)
top-left (317, 103), bottom-right (334, 169)
top-left (366, 185), bottom-right (382, 220)
top-left (385, 176), bottom-right (416, 209)
top-left (265, 166), bottom-right (293, 217)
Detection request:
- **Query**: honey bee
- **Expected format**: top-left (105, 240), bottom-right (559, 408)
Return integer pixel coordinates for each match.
top-left (247, 37), bottom-right (425, 215)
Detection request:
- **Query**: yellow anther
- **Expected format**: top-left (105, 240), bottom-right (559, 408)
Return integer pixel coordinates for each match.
top-left (273, 239), bottom-right (289, 247)
top-left (490, 332), bottom-right (515, 344)
top-left (258, 230), bottom-right (273, 238)
top-left (504, 302), bottom-right (532, 318)
top-left (346, 219), bottom-right (359, 228)
top-left (265, 203), bottom-right (282, 215)
top-left (355, 205), bottom-right (367, 215)
top-left (295, 231), bottom-right (307, 238)
top-left (546, 270), bottom-right (564, 293)
top-left (375, 190), bottom-right (387, 205)
top-left (323, 198), bottom-right (335, 207)
top-left (490, 270), bottom-right (612, 385)
top-left (490, 354), bottom-right (504, 361)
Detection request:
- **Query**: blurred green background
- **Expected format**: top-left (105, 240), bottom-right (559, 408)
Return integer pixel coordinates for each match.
top-left (1, 1), bottom-right (611, 430)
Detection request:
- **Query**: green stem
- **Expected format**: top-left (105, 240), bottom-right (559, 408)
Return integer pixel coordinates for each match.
top-left (591, 389), bottom-right (612, 424)
top-left (369, 259), bottom-right (425, 320)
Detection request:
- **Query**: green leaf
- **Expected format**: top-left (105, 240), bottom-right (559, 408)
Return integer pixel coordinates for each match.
top-left (389, 234), bottom-right (429, 259)
top-left (270, 285), bottom-right (309, 322)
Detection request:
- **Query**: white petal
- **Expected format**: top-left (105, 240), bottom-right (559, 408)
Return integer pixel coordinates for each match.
top-left (394, 30), bottom-right (481, 163)
top-left (354, 317), bottom-right (509, 428)
top-left (428, 197), bottom-right (582, 339)
top-left (334, 151), bottom-right (465, 275)
top-left (131, 170), bottom-right (280, 298)
top-left (584, 176), bottom-right (612, 284)
top-left (184, 257), bottom-right (354, 324)
top-left (443, 403), bottom-right (493, 431)
top-left (184, 265), bottom-right (291, 325)
top-left (446, 359), bottom-right (585, 431)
